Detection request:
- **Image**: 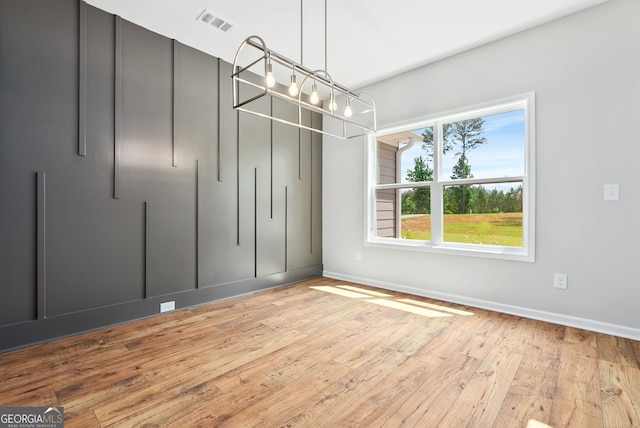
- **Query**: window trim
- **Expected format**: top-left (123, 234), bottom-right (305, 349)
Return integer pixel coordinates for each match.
top-left (365, 92), bottom-right (536, 262)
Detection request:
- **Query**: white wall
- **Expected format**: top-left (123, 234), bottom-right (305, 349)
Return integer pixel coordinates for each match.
top-left (323, 0), bottom-right (640, 339)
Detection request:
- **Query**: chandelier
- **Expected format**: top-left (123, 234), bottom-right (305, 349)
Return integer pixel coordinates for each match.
top-left (231, 1), bottom-right (376, 140)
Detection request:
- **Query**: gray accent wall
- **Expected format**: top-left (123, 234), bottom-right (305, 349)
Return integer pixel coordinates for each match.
top-left (0, 0), bottom-right (322, 352)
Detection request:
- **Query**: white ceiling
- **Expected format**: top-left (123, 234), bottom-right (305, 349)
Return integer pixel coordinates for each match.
top-left (85, 0), bottom-right (608, 90)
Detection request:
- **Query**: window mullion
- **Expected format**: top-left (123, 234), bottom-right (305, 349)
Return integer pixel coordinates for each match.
top-left (431, 121), bottom-right (443, 245)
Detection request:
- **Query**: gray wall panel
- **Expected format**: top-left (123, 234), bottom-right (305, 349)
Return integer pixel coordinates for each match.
top-left (199, 60), bottom-right (255, 286)
top-left (175, 43), bottom-right (218, 289)
top-left (237, 99), bottom-right (271, 278)
top-left (0, 0), bottom-right (78, 324)
top-left (287, 109), bottom-right (319, 271)
top-left (45, 5), bottom-right (144, 316)
top-left (251, 98), bottom-right (284, 278)
top-left (118, 21), bottom-right (196, 298)
top-left (46, 192), bottom-right (146, 315)
top-left (311, 112), bottom-right (323, 265)
top-left (269, 98), bottom-right (299, 273)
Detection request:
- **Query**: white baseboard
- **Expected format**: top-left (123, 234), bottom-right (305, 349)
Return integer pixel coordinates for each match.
top-left (323, 270), bottom-right (640, 341)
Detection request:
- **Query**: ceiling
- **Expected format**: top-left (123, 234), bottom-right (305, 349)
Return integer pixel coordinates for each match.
top-left (85, 0), bottom-right (608, 90)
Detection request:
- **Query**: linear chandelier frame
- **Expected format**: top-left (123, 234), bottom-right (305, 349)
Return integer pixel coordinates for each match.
top-left (231, 35), bottom-right (377, 140)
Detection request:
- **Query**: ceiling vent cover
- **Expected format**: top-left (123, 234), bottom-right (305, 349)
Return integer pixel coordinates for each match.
top-left (196, 9), bottom-right (234, 32)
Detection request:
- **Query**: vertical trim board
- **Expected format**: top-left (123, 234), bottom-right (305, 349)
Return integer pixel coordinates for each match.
top-left (78, 0), bottom-right (87, 157)
top-left (236, 107), bottom-right (240, 246)
top-left (298, 129), bottom-right (301, 180)
top-left (254, 168), bottom-right (258, 278)
top-left (270, 97), bottom-right (274, 219)
top-left (36, 172), bottom-right (46, 320)
top-left (310, 113), bottom-right (314, 253)
top-left (217, 58), bottom-right (222, 182)
top-left (195, 160), bottom-right (200, 289)
top-left (285, 186), bottom-right (288, 272)
top-left (144, 201), bottom-right (150, 299)
top-left (113, 16), bottom-right (122, 199)
top-left (172, 40), bottom-right (179, 167)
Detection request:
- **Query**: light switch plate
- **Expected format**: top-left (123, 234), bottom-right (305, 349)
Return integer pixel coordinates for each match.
top-left (604, 184), bottom-right (619, 200)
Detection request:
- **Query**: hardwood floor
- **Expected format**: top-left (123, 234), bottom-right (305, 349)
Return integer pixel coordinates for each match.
top-left (1, 277), bottom-right (639, 427)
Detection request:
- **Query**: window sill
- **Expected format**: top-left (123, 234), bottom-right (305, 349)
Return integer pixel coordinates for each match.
top-left (366, 237), bottom-right (535, 262)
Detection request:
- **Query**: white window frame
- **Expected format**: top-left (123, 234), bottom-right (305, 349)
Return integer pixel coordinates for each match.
top-left (365, 92), bottom-right (536, 262)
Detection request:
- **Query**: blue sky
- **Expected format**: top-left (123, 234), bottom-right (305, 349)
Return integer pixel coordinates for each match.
top-left (399, 109), bottom-right (525, 190)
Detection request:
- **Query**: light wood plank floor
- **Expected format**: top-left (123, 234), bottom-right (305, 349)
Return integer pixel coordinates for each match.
top-left (1, 277), bottom-right (639, 427)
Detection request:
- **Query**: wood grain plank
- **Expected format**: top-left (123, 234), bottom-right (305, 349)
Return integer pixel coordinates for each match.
top-left (549, 341), bottom-right (601, 427)
top-left (564, 326), bottom-right (598, 348)
top-left (383, 352), bottom-right (482, 427)
top-left (258, 358), bottom-right (397, 428)
top-left (333, 357), bottom-right (437, 427)
top-left (94, 377), bottom-right (220, 427)
top-left (216, 359), bottom-right (355, 428)
top-left (168, 374), bottom-right (284, 426)
top-left (529, 319), bottom-right (565, 360)
top-left (436, 347), bottom-right (523, 427)
top-left (596, 332), bottom-right (639, 369)
top-left (64, 411), bottom-right (101, 428)
top-left (212, 319), bottom-right (364, 391)
top-left (140, 327), bottom-right (308, 386)
top-left (493, 392), bottom-right (553, 428)
top-left (411, 312), bottom-right (479, 366)
top-left (61, 372), bottom-right (151, 422)
top-left (455, 312), bottom-right (509, 360)
top-left (508, 344), bottom-right (560, 399)
top-left (496, 316), bottom-right (537, 354)
top-left (333, 321), bottom-right (417, 369)
top-left (599, 360), bottom-right (640, 427)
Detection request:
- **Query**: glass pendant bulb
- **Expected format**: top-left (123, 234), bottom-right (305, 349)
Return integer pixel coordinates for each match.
top-left (288, 74), bottom-right (299, 96)
top-left (265, 63), bottom-right (276, 88)
top-left (310, 83), bottom-right (319, 105)
top-left (328, 96), bottom-right (337, 112)
top-left (344, 99), bottom-right (353, 117)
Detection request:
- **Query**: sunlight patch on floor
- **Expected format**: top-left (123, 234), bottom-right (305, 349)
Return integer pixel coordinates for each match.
top-left (310, 285), bottom-right (473, 318)
top-left (367, 299), bottom-right (453, 318)
top-left (336, 285), bottom-right (392, 297)
top-left (527, 420), bottom-right (553, 428)
top-left (398, 298), bottom-right (475, 316)
top-left (310, 286), bottom-right (372, 299)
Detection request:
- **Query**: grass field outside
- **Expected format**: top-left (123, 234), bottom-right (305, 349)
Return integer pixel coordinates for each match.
top-left (401, 212), bottom-right (523, 247)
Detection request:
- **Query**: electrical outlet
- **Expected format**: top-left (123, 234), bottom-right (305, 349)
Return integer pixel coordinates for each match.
top-left (554, 273), bottom-right (568, 290)
top-left (160, 301), bottom-right (175, 313)
top-left (355, 251), bottom-right (362, 261)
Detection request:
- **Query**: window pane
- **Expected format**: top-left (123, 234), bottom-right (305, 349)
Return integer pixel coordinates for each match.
top-left (377, 140), bottom-right (396, 185)
top-left (401, 188), bottom-right (431, 241)
top-left (443, 182), bottom-right (523, 247)
top-left (401, 127), bottom-right (434, 184)
top-left (375, 189), bottom-right (397, 238)
top-left (377, 129), bottom-right (433, 185)
top-left (441, 110), bottom-right (524, 180)
top-left (401, 187), bottom-right (430, 215)
top-left (375, 187), bottom-right (432, 241)
top-left (401, 212), bottom-right (431, 241)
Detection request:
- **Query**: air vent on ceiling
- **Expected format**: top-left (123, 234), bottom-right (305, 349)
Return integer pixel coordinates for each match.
top-left (196, 9), bottom-right (234, 32)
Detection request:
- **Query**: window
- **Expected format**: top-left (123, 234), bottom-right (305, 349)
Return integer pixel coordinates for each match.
top-left (366, 93), bottom-right (535, 261)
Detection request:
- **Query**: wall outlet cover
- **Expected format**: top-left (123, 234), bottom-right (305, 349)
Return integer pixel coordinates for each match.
top-left (554, 273), bottom-right (568, 290)
top-left (160, 301), bottom-right (175, 313)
